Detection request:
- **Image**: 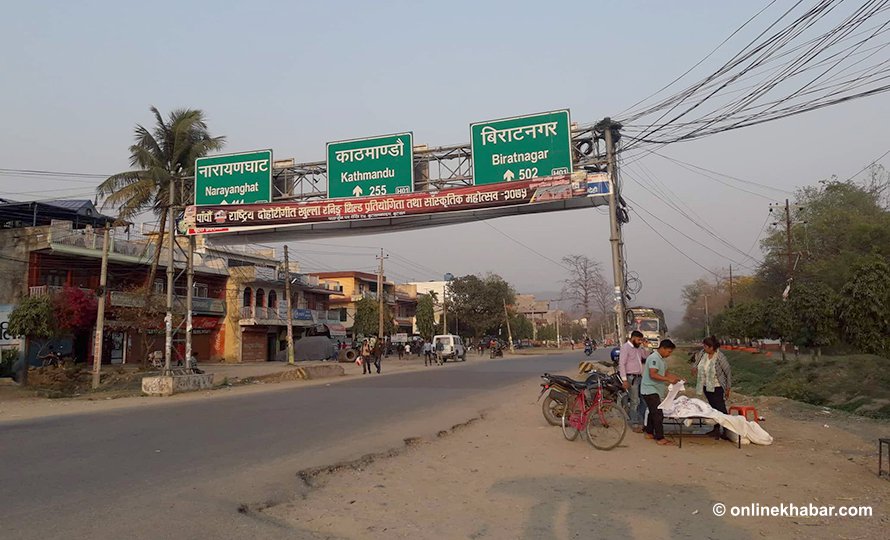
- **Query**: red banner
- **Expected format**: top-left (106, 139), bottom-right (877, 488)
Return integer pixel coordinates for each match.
top-left (185, 173), bottom-right (591, 235)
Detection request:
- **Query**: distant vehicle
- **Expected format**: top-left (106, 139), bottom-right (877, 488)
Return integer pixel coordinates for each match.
top-left (626, 306), bottom-right (668, 349)
top-left (433, 334), bottom-right (467, 362)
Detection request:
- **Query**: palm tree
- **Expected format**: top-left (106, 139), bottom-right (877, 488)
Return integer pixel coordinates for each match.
top-left (97, 106), bottom-right (225, 288)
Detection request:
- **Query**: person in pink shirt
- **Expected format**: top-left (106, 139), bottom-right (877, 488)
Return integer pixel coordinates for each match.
top-left (619, 330), bottom-right (648, 432)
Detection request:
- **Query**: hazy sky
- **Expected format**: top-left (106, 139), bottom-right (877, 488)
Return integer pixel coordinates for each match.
top-left (2, 1), bottom-right (889, 324)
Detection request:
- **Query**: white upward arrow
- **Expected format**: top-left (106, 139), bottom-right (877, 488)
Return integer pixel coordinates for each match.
top-left (352, 185), bottom-right (364, 197)
top-left (503, 170), bottom-right (515, 181)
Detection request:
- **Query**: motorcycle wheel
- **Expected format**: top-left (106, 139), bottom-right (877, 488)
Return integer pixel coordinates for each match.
top-left (541, 392), bottom-right (566, 426)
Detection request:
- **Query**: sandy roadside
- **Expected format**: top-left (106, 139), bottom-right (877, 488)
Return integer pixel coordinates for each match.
top-left (262, 374), bottom-right (890, 540)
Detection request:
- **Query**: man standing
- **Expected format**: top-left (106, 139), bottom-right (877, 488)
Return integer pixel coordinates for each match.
top-left (360, 339), bottom-right (372, 375)
top-left (619, 330), bottom-right (647, 432)
top-left (641, 339), bottom-right (681, 446)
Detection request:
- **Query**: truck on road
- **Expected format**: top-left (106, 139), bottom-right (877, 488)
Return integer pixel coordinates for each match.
top-left (626, 306), bottom-right (668, 349)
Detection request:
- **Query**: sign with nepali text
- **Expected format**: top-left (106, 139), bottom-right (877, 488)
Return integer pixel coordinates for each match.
top-left (195, 150), bottom-right (273, 205)
top-left (183, 173), bottom-right (590, 234)
top-left (327, 133), bottom-right (414, 199)
top-left (471, 110), bottom-right (572, 186)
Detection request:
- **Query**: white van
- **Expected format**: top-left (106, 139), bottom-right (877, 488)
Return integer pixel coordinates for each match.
top-left (433, 334), bottom-right (466, 363)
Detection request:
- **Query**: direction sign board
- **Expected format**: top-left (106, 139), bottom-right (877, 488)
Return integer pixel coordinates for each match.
top-left (470, 110), bottom-right (572, 186)
top-left (327, 132), bottom-right (414, 199)
top-left (195, 150), bottom-right (273, 205)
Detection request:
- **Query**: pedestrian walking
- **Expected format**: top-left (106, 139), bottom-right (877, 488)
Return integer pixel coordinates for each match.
top-left (397, 342), bottom-right (404, 360)
top-left (423, 340), bottom-right (433, 366)
top-left (641, 340), bottom-right (681, 446)
top-left (619, 330), bottom-right (647, 433)
top-left (360, 339), bottom-right (372, 375)
top-left (373, 340), bottom-right (383, 374)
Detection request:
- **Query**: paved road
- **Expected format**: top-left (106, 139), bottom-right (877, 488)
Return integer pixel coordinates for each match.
top-left (1, 349), bottom-right (610, 539)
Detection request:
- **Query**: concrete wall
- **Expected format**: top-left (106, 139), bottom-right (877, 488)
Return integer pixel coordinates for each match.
top-left (0, 224), bottom-right (52, 304)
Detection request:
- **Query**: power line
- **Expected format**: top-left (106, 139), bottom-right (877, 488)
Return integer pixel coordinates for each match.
top-left (478, 219), bottom-right (573, 272)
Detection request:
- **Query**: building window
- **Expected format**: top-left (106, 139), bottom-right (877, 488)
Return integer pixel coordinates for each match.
top-left (256, 288), bottom-right (265, 307)
top-left (339, 308), bottom-right (348, 322)
top-left (154, 279), bottom-right (165, 294)
top-left (268, 290), bottom-right (278, 309)
top-left (243, 287), bottom-right (253, 307)
top-left (194, 283), bottom-right (208, 298)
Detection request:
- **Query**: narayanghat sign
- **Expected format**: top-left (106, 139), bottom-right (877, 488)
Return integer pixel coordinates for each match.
top-left (327, 133), bottom-right (414, 199)
top-left (195, 150), bottom-right (273, 205)
top-left (471, 110), bottom-right (572, 186)
top-left (183, 172), bottom-right (598, 234)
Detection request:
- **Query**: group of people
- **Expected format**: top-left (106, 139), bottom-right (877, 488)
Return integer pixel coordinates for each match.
top-left (618, 331), bottom-right (732, 446)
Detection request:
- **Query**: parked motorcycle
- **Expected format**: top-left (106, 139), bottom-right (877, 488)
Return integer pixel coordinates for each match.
top-left (538, 373), bottom-right (575, 426)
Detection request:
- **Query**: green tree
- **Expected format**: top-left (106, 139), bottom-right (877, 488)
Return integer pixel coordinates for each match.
top-left (7, 295), bottom-right (57, 384)
top-left (352, 297), bottom-right (394, 338)
top-left (789, 281), bottom-right (839, 356)
top-left (96, 107), bottom-right (226, 289)
top-left (509, 312), bottom-right (534, 341)
top-left (448, 274), bottom-right (516, 337)
top-left (415, 293), bottom-right (437, 340)
top-left (837, 256), bottom-right (890, 355)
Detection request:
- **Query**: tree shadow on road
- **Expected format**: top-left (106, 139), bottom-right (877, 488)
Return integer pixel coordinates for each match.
top-left (490, 475), bottom-right (751, 539)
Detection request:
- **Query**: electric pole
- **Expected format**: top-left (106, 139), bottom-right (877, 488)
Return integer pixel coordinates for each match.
top-left (728, 264), bottom-right (734, 308)
top-left (376, 249), bottom-right (387, 339)
top-left (703, 294), bottom-right (711, 337)
top-left (600, 118), bottom-right (627, 344)
top-left (283, 245), bottom-right (295, 365)
top-left (503, 298), bottom-right (515, 353)
top-left (164, 177), bottom-right (176, 374)
top-left (770, 199), bottom-right (805, 301)
top-left (91, 224), bottom-right (110, 389)
top-left (785, 198), bottom-right (793, 281)
top-left (185, 234), bottom-right (194, 369)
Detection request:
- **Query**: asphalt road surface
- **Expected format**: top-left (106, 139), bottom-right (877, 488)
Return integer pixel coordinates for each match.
top-left (1, 349), bottom-right (611, 540)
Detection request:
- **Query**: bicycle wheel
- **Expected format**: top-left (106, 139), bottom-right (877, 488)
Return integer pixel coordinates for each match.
top-left (585, 402), bottom-right (627, 450)
top-left (561, 394), bottom-right (584, 441)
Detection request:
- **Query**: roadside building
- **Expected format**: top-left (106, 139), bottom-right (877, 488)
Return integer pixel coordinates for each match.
top-left (409, 280), bottom-right (447, 331)
top-left (514, 294), bottom-right (551, 341)
top-left (0, 219), bottom-right (228, 366)
top-left (218, 248), bottom-right (344, 362)
top-left (310, 271), bottom-right (416, 338)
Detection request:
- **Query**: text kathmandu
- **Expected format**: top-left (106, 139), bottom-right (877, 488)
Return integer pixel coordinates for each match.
top-left (341, 168), bottom-right (396, 183)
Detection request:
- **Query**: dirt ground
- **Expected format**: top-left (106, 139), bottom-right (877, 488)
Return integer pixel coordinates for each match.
top-left (261, 376), bottom-right (890, 540)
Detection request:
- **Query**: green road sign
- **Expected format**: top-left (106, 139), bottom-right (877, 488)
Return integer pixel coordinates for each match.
top-left (327, 132), bottom-right (413, 199)
top-left (195, 150), bottom-right (272, 205)
top-left (470, 110), bottom-right (572, 185)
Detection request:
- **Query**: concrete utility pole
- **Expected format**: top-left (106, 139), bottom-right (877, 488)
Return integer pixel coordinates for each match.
top-left (376, 249), bottom-right (387, 339)
top-left (601, 118), bottom-right (627, 344)
top-left (503, 299), bottom-right (515, 353)
top-left (164, 177), bottom-right (176, 373)
top-left (185, 235), bottom-right (194, 369)
top-left (283, 245), bottom-right (295, 365)
top-left (728, 264), bottom-right (734, 308)
top-left (703, 294), bottom-right (711, 337)
top-left (784, 198), bottom-right (793, 282)
top-left (91, 224), bottom-right (110, 389)
top-left (556, 300), bottom-right (562, 349)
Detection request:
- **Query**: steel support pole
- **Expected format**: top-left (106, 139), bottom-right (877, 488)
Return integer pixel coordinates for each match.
top-left (185, 234), bottom-right (194, 368)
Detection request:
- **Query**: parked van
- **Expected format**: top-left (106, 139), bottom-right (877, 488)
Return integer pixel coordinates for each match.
top-left (432, 334), bottom-right (466, 363)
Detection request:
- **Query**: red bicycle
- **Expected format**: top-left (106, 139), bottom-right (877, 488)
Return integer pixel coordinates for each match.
top-left (561, 373), bottom-right (627, 450)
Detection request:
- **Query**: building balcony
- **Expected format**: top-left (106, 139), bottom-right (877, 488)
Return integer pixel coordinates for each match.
top-left (29, 285), bottom-right (94, 297)
top-left (239, 306), bottom-right (334, 326)
top-left (108, 290), bottom-right (226, 315)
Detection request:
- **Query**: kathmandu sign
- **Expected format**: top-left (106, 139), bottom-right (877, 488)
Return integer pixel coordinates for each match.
top-left (183, 173), bottom-right (592, 234)
top-left (470, 110), bottom-right (572, 186)
top-left (195, 150), bottom-right (273, 205)
top-left (327, 133), bottom-right (414, 199)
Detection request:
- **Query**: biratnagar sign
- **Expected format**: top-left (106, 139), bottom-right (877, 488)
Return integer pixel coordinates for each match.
top-left (470, 110), bottom-right (572, 186)
top-left (326, 132), bottom-right (414, 199)
top-left (195, 150), bottom-right (273, 205)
